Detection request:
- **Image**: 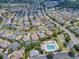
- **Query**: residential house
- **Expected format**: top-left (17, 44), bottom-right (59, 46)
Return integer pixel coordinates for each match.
top-left (0, 40), bottom-right (10, 48)
top-left (31, 33), bottom-right (39, 42)
top-left (29, 50), bottom-right (40, 57)
top-left (37, 30), bottom-right (46, 38)
top-left (9, 42), bottom-right (20, 51)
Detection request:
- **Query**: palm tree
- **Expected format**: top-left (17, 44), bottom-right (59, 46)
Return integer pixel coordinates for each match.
top-left (24, 48), bottom-right (29, 59)
top-left (0, 54), bottom-right (3, 59)
top-left (0, 17), bottom-right (3, 24)
top-left (68, 48), bottom-right (76, 57)
top-left (47, 52), bottom-right (53, 59)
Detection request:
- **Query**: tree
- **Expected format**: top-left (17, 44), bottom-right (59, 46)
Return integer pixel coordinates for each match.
top-left (68, 48), bottom-right (75, 57)
top-left (24, 47), bottom-right (29, 59)
top-left (64, 33), bottom-right (71, 43)
top-left (47, 52), bottom-right (53, 58)
top-left (0, 5), bottom-right (2, 9)
top-left (0, 54), bottom-right (3, 59)
top-left (74, 44), bottom-right (79, 51)
top-left (63, 42), bottom-right (67, 48)
top-left (0, 17), bottom-right (3, 24)
top-left (53, 32), bottom-right (57, 37)
top-left (77, 23), bottom-right (79, 27)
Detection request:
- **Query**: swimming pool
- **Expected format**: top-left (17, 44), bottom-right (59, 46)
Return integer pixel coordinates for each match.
top-left (47, 44), bottom-right (55, 50)
top-left (41, 41), bottom-right (59, 52)
top-left (45, 43), bottom-right (57, 52)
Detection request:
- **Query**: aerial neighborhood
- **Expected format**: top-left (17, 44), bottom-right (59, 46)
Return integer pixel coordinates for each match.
top-left (0, 0), bottom-right (79, 59)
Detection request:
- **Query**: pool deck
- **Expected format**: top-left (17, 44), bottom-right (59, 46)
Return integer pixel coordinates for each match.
top-left (41, 40), bottom-right (59, 52)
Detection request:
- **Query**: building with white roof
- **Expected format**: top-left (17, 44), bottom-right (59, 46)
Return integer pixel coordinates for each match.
top-left (29, 50), bottom-right (40, 57)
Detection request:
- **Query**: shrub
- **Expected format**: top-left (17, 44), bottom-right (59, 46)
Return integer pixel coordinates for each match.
top-left (74, 44), bottom-right (79, 51)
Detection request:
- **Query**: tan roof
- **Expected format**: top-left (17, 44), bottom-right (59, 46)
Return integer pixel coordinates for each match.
top-left (31, 33), bottom-right (39, 41)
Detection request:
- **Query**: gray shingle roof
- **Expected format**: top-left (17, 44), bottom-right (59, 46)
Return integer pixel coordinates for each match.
top-left (30, 54), bottom-right (47, 59)
top-left (53, 52), bottom-right (71, 59)
top-left (9, 42), bottom-right (20, 51)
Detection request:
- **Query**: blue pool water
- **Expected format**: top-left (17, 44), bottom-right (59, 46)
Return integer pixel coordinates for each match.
top-left (47, 44), bottom-right (55, 50)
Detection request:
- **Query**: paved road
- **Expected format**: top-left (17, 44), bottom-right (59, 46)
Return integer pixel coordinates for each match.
top-left (41, 6), bottom-right (79, 45)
